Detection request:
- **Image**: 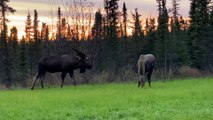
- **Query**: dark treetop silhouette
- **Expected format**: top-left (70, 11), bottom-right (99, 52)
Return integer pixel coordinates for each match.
top-left (137, 54), bottom-right (155, 87)
top-left (31, 48), bottom-right (92, 90)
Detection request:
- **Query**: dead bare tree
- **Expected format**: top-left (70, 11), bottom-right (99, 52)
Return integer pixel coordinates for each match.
top-left (59, 0), bottom-right (95, 40)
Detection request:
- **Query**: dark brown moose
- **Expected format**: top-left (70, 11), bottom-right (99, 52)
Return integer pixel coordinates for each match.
top-left (137, 54), bottom-right (155, 87)
top-left (31, 48), bottom-right (92, 90)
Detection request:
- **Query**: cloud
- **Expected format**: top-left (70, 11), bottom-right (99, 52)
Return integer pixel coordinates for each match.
top-left (118, 0), bottom-right (190, 17)
top-left (8, 0), bottom-right (190, 39)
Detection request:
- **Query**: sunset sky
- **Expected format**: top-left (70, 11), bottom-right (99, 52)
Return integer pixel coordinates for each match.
top-left (8, 0), bottom-right (190, 39)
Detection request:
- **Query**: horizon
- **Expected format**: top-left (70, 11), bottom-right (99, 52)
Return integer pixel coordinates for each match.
top-left (8, 0), bottom-right (190, 39)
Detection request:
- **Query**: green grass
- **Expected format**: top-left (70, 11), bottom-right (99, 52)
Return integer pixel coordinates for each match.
top-left (0, 78), bottom-right (213, 120)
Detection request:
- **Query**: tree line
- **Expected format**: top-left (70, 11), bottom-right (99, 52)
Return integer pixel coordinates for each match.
top-left (0, 0), bottom-right (213, 87)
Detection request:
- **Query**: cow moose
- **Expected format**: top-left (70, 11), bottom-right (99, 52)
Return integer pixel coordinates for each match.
top-left (137, 54), bottom-right (155, 87)
top-left (31, 48), bottom-right (92, 90)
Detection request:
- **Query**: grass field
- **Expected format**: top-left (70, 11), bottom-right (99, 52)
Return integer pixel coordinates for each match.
top-left (0, 78), bottom-right (213, 120)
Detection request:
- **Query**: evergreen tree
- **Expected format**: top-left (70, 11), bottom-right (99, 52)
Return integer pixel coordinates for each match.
top-left (122, 2), bottom-right (127, 38)
top-left (8, 27), bottom-right (19, 80)
top-left (156, 0), bottom-right (169, 78)
top-left (104, 0), bottom-right (109, 38)
top-left (9, 27), bottom-right (18, 48)
top-left (205, 5), bottom-right (213, 71)
top-left (168, 0), bottom-right (185, 75)
top-left (41, 22), bottom-right (48, 40)
top-left (57, 7), bottom-right (62, 40)
top-left (171, 0), bottom-right (180, 22)
top-left (33, 9), bottom-right (41, 63)
top-left (0, 0), bottom-right (16, 87)
top-left (122, 2), bottom-right (128, 64)
top-left (67, 24), bottom-right (72, 40)
top-left (91, 9), bottom-right (104, 71)
top-left (45, 25), bottom-right (49, 41)
top-left (147, 18), bottom-right (156, 32)
top-left (104, 0), bottom-right (121, 75)
top-left (92, 9), bottom-right (103, 41)
top-left (56, 7), bottom-right (62, 54)
top-left (132, 8), bottom-right (144, 38)
top-left (145, 18), bottom-right (149, 34)
top-left (25, 11), bottom-right (33, 41)
top-left (188, 0), bottom-right (210, 69)
top-left (60, 17), bottom-right (69, 54)
top-left (129, 8), bottom-right (145, 69)
top-left (61, 18), bottom-right (67, 38)
top-left (41, 22), bottom-right (50, 56)
top-left (25, 12), bottom-right (35, 77)
top-left (33, 10), bottom-right (39, 41)
top-left (179, 16), bottom-right (187, 30)
top-left (144, 18), bottom-right (156, 55)
top-left (105, 0), bottom-right (120, 39)
top-left (18, 36), bottom-right (27, 87)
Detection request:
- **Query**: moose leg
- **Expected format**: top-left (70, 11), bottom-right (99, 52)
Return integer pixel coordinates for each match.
top-left (41, 76), bottom-right (44, 89)
top-left (147, 67), bottom-right (154, 87)
top-left (31, 76), bottom-right (39, 90)
top-left (40, 72), bottom-right (46, 89)
top-left (147, 74), bottom-right (151, 87)
top-left (147, 79), bottom-right (151, 87)
top-left (61, 72), bottom-right (67, 88)
top-left (138, 80), bottom-right (141, 87)
top-left (69, 72), bottom-right (76, 86)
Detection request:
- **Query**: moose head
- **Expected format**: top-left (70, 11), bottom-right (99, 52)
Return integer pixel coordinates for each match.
top-left (72, 47), bottom-right (93, 73)
top-left (138, 72), bottom-right (148, 87)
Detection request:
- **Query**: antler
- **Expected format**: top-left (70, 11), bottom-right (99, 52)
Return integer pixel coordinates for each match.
top-left (72, 47), bottom-right (85, 61)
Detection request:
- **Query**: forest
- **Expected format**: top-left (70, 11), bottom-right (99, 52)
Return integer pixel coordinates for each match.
top-left (0, 0), bottom-right (213, 88)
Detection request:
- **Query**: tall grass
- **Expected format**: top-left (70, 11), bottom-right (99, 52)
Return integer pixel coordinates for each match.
top-left (0, 78), bottom-right (213, 120)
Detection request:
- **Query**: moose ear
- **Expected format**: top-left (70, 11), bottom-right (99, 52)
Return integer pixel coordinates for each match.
top-left (72, 47), bottom-right (85, 60)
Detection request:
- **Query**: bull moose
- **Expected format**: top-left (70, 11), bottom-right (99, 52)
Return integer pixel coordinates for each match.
top-left (31, 48), bottom-right (92, 90)
top-left (137, 54), bottom-right (155, 87)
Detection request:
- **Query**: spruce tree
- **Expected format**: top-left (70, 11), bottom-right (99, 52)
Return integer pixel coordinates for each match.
top-left (8, 27), bottom-right (19, 81)
top-left (25, 12), bottom-right (33, 41)
top-left (91, 10), bottom-right (104, 71)
top-left (122, 2), bottom-right (127, 38)
top-left (41, 23), bottom-right (50, 56)
top-left (18, 36), bottom-right (27, 87)
top-left (33, 10), bottom-right (39, 41)
top-left (129, 8), bottom-right (145, 68)
top-left (0, 0), bottom-right (16, 87)
top-left (122, 2), bottom-right (128, 65)
top-left (67, 24), bottom-right (72, 40)
top-left (33, 9), bottom-right (41, 64)
top-left (92, 9), bottom-right (103, 41)
top-left (169, 0), bottom-right (183, 73)
top-left (144, 18), bottom-right (156, 55)
top-left (57, 7), bottom-right (62, 40)
top-left (56, 7), bottom-right (62, 54)
top-left (156, 0), bottom-right (169, 78)
top-left (104, 0), bottom-right (120, 75)
top-left (25, 12), bottom-right (34, 77)
top-left (188, 0), bottom-right (210, 69)
top-left (132, 8), bottom-right (143, 38)
top-left (61, 18), bottom-right (67, 38)
top-left (205, 4), bottom-right (213, 71)
top-left (41, 22), bottom-right (47, 40)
